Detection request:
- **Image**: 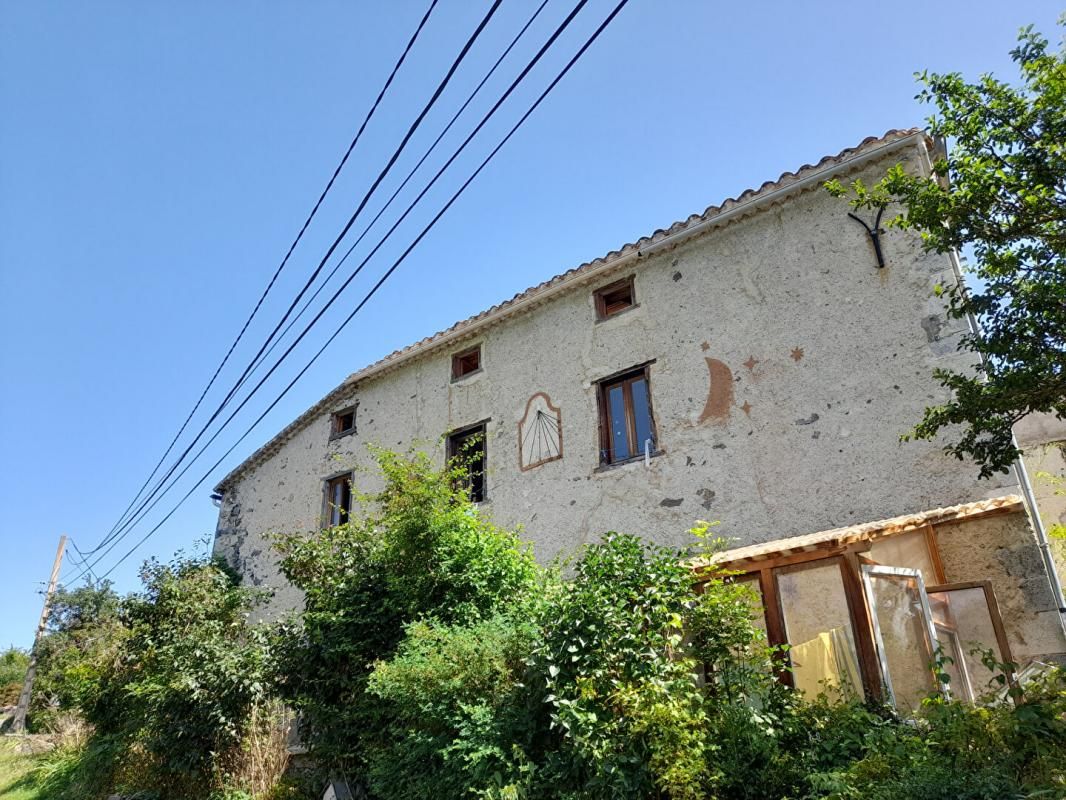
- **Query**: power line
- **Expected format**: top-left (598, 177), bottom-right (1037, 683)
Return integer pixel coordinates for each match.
top-left (94, 0), bottom-right (441, 551)
top-left (84, 0), bottom-right (504, 559)
top-left (244, 0), bottom-right (552, 392)
top-left (59, 538), bottom-right (97, 585)
top-left (86, 0), bottom-right (632, 583)
top-left (80, 0), bottom-right (596, 577)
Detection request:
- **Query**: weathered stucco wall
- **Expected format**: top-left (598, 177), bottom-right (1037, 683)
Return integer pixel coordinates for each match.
top-left (934, 511), bottom-right (1065, 663)
top-left (214, 137), bottom-right (1028, 621)
top-left (1017, 413), bottom-right (1066, 589)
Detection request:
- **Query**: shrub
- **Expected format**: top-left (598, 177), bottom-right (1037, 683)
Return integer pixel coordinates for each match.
top-left (0, 646), bottom-right (29, 706)
top-left (521, 532), bottom-right (713, 800)
top-left (90, 557), bottom-right (272, 796)
top-left (274, 447), bottom-right (541, 784)
top-left (818, 667), bottom-right (1066, 800)
top-left (30, 581), bottom-right (125, 731)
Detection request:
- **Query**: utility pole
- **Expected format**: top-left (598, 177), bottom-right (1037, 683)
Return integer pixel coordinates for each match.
top-left (10, 535), bottom-right (66, 734)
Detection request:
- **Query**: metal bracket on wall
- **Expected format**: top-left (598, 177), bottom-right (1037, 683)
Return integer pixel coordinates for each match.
top-left (847, 206), bottom-right (886, 269)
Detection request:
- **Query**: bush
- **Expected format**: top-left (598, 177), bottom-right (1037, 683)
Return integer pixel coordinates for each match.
top-left (0, 646), bottom-right (29, 706)
top-left (520, 532), bottom-right (714, 800)
top-left (23, 447), bottom-right (1066, 800)
top-left (30, 581), bottom-right (125, 731)
top-left (274, 447), bottom-right (542, 785)
top-left (89, 556), bottom-right (273, 796)
top-left (817, 668), bottom-right (1066, 799)
top-left (24, 557), bottom-right (276, 799)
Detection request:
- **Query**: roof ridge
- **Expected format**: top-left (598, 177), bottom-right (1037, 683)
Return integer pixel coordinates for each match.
top-left (337, 129), bottom-right (922, 384)
top-left (215, 127), bottom-right (925, 491)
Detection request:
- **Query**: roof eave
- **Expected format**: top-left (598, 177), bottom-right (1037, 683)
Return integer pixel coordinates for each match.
top-left (215, 128), bottom-right (928, 493)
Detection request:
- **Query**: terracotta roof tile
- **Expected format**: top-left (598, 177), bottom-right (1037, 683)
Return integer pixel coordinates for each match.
top-left (698, 494), bottom-right (1024, 571)
top-left (216, 127), bottom-right (925, 491)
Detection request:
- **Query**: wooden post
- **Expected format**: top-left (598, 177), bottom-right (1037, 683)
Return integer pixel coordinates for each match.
top-left (10, 535), bottom-right (66, 734)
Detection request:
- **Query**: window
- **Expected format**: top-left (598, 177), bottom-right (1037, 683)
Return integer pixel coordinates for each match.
top-left (721, 523), bottom-right (1016, 709)
top-left (324, 473), bottom-right (353, 527)
top-left (451, 345), bottom-right (482, 380)
top-left (594, 276), bottom-right (635, 319)
top-left (776, 559), bottom-right (863, 700)
top-left (330, 405), bottom-right (357, 439)
top-left (447, 423), bottom-right (486, 502)
top-left (597, 366), bottom-right (657, 464)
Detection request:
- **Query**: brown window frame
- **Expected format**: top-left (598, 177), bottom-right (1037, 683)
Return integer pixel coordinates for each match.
top-left (596, 363), bottom-right (659, 466)
top-left (593, 276), bottom-right (636, 320)
top-left (712, 528), bottom-right (965, 703)
top-left (446, 421), bottom-right (488, 503)
top-left (329, 404), bottom-right (358, 440)
top-left (323, 472), bottom-right (354, 528)
top-left (451, 345), bottom-right (482, 381)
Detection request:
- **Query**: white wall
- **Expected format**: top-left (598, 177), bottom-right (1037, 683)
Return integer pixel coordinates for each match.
top-left (214, 141), bottom-right (1022, 618)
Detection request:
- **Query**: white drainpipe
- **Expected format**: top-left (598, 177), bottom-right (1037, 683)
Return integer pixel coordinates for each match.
top-left (924, 130), bottom-right (1066, 630)
top-left (1014, 449), bottom-right (1066, 619)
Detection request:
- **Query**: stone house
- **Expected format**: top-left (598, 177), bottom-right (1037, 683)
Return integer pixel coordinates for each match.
top-left (213, 128), bottom-right (1066, 710)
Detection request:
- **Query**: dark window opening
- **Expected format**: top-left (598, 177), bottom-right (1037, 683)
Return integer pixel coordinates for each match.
top-left (447, 423), bottom-right (486, 502)
top-left (598, 366), bottom-right (657, 464)
top-left (452, 345), bottom-right (482, 380)
top-left (330, 405), bottom-right (357, 439)
top-left (324, 474), bottom-right (353, 527)
top-left (594, 277), bottom-right (635, 319)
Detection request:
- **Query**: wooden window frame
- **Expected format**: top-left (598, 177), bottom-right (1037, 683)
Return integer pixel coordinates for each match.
top-left (329, 404), bottom-right (358, 441)
top-left (596, 363), bottom-right (659, 466)
top-left (446, 420), bottom-right (488, 503)
top-left (322, 472), bottom-right (354, 528)
top-left (720, 528), bottom-right (963, 703)
top-left (593, 275), bottom-right (637, 320)
top-left (925, 579), bottom-right (1016, 676)
top-left (451, 345), bottom-right (482, 381)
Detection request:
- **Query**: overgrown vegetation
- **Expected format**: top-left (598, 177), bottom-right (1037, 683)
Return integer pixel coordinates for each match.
top-left (6, 447), bottom-right (1066, 799)
top-left (0, 648), bottom-right (29, 707)
top-left (9, 557), bottom-right (291, 800)
top-left (268, 448), bottom-right (1066, 799)
top-left (827, 19), bottom-right (1066, 477)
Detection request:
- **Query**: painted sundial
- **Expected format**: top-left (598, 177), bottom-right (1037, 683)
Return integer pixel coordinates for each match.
top-left (518, 392), bottom-right (563, 471)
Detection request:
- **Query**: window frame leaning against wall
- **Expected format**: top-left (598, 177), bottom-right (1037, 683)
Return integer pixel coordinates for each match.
top-left (446, 421), bottom-right (488, 503)
top-left (596, 361), bottom-right (659, 466)
top-left (322, 472), bottom-right (354, 528)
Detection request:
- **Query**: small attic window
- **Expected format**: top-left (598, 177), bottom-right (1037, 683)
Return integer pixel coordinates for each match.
top-left (330, 405), bottom-right (357, 440)
top-left (452, 345), bottom-right (482, 380)
top-left (594, 276), bottom-right (635, 320)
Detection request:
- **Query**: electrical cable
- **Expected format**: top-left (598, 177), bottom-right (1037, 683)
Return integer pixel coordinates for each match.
top-left (85, 0), bottom-right (503, 557)
top-left (59, 538), bottom-right (96, 586)
top-left (93, 0), bottom-right (440, 550)
top-left (85, 0), bottom-right (594, 571)
top-left (79, 0), bottom-right (630, 582)
top-left (243, 0), bottom-right (552, 389)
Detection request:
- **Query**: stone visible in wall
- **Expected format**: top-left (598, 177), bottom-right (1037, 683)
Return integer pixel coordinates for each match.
top-left (934, 513), bottom-right (1066, 662)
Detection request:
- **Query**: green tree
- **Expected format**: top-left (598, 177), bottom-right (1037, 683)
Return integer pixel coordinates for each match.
top-left (30, 581), bottom-right (125, 729)
top-left (0, 646), bottom-right (29, 706)
top-left (827, 20), bottom-right (1066, 477)
top-left (273, 446), bottom-right (542, 784)
top-left (86, 556), bottom-right (274, 798)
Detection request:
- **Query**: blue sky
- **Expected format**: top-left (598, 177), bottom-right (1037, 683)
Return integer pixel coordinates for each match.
top-left (1, 1), bottom-right (1059, 648)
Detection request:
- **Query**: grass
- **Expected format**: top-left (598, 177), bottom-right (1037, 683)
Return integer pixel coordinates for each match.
top-left (0, 739), bottom-right (42, 800)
